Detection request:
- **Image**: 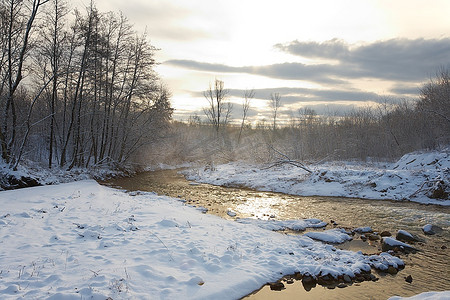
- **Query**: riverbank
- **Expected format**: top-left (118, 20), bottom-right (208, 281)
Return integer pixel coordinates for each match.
top-left (183, 149), bottom-right (450, 205)
top-left (1, 180), bottom-right (409, 299)
top-left (0, 160), bottom-right (129, 191)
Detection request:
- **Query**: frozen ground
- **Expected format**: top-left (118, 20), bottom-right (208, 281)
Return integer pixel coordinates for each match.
top-left (0, 180), bottom-right (407, 299)
top-left (184, 149), bottom-right (450, 205)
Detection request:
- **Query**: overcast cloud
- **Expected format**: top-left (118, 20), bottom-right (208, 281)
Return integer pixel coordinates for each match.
top-left (167, 38), bottom-right (450, 85)
top-left (81, 0), bottom-right (450, 121)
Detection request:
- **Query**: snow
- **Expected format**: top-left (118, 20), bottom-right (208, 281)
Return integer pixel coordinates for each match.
top-left (304, 228), bottom-right (353, 244)
top-left (0, 180), bottom-right (405, 299)
top-left (353, 226), bottom-right (373, 233)
top-left (382, 237), bottom-right (415, 249)
top-left (183, 149), bottom-right (450, 205)
top-left (389, 291), bottom-right (450, 300)
top-left (0, 159), bottom-right (122, 191)
top-left (236, 218), bottom-right (327, 231)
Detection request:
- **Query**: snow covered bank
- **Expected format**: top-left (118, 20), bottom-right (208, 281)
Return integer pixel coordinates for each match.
top-left (0, 160), bottom-right (126, 191)
top-left (389, 291), bottom-right (450, 300)
top-left (0, 181), bottom-right (404, 299)
top-left (184, 149), bottom-right (450, 205)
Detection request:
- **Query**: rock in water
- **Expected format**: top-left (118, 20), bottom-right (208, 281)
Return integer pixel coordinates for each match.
top-left (396, 230), bottom-right (422, 242)
top-left (387, 266), bottom-right (398, 275)
top-left (422, 224), bottom-right (443, 235)
top-left (269, 282), bottom-right (285, 291)
top-left (405, 275), bottom-right (413, 283)
top-left (226, 210), bottom-right (237, 217)
top-left (382, 237), bottom-right (418, 253)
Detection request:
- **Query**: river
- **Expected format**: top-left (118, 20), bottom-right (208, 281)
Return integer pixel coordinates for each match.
top-left (101, 169), bottom-right (450, 300)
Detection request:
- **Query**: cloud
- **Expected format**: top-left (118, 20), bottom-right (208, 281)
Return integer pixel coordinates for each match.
top-left (389, 84), bottom-right (421, 95)
top-left (227, 87), bottom-right (382, 104)
top-left (274, 38), bottom-right (349, 60)
top-left (165, 60), bottom-right (347, 84)
top-left (275, 38), bottom-right (450, 81)
top-left (190, 86), bottom-right (396, 107)
top-left (167, 38), bottom-right (450, 84)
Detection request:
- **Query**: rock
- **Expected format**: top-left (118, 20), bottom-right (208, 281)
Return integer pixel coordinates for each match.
top-left (429, 180), bottom-right (448, 199)
top-left (380, 231), bottom-right (392, 237)
top-left (226, 210), bottom-right (237, 217)
top-left (301, 275), bottom-right (316, 291)
top-left (302, 275), bottom-right (315, 284)
top-left (387, 266), bottom-right (398, 275)
top-left (405, 275), bottom-right (413, 283)
top-left (422, 224), bottom-right (443, 235)
top-left (269, 282), bottom-right (285, 291)
top-left (1, 174), bottom-right (41, 190)
top-left (343, 275), bottom-right (352, 283)
top-left (442, 245), bottom-right (447, 250)
top-left (362, 273), bottom-right (372, 281)
top-left (294, 272), bottom-right (303, 280)
top-left (367, 233), bottom-right (380, 241)
top-left (337, 283), bottom-right (347, 288)
top-left (396, 230), bottom-right (422, 243)
top-left (353, 227), bottom-right (372, 233)
top-left (382, 237), bottom-right (418, 253)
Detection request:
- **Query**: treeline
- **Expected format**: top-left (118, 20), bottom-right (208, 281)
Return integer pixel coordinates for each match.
top-left (159, 70), bottom-right (450, 165)
top-left (0, 0), bottom-right (172, 170)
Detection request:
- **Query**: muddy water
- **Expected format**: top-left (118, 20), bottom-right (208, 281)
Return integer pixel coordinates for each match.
top-left (101, 169), bottom-right (450, 300)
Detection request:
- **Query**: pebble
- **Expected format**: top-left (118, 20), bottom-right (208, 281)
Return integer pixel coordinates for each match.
top-left (405, 275), bottom-right (413, 283)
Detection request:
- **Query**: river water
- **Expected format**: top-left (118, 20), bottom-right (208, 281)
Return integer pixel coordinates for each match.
top-left (101, 169), bottom-right (450, 300)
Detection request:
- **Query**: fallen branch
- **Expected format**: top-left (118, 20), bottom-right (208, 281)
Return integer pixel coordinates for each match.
top-left (264, 146), bottom-right (312, 173)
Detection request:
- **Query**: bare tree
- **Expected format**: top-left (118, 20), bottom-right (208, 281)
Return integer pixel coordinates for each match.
top-left (270, 92), bottom-right (281, 131)
top-left (38, 0), bottom-right (68, 168)
top-left (203, 79), bottom-right (232, 134)
top-left (238, 89), bottom-right (254, 143)
top-left (417, 68), bottom-right (450, 147)
top-left (0, 0), bottom-right (49, 164)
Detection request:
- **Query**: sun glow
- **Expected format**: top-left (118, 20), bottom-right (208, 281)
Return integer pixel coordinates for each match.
top-left (80, 0), bottom-right (450, 122)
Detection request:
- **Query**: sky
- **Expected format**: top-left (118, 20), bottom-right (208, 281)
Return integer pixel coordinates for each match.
top-left (77, 0), bottom-right (450, 123)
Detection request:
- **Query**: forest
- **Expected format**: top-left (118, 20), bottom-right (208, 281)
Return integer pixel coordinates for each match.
top-left (156, 74), bottom-right (449, 167)
top-left (0, 0), bottom-right (449, 174)
top-left (0, 0), bottom-right (172, 171)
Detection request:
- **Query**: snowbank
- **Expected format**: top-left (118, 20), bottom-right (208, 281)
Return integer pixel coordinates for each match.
top-left (0, 181), bottom-right (403, 299)
top-left (389, 291), bottom-right (450, 300)
top-left (0, 160), bottom-right (125, 191)
top-left (184, 149), bottom-right (450, 205)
